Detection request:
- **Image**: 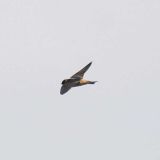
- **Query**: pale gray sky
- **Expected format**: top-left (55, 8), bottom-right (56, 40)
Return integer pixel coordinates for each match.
top-left (0, 0), bottom-right (160, 160)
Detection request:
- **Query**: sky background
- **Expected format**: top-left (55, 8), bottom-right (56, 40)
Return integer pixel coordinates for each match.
top-left (0, 0), bottom-right (160, 160)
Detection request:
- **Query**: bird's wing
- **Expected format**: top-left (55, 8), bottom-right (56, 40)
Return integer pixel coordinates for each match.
top-left (60, 84), bottom-right (72, 95)
top-left (71, 62), bottom-right (92, 79)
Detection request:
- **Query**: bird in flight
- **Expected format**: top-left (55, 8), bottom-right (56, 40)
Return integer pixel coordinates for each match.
top-left (60, 62), bottom-right (97, 95)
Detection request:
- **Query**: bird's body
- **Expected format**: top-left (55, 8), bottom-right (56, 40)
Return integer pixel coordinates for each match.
top-left (62, 78), bottom-right (96, 87)
top-left (60, 62), bottom-right (97, 95)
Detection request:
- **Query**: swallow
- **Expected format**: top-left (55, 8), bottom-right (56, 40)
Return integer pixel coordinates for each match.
top-left (60, 62), bottom-right (97, 95)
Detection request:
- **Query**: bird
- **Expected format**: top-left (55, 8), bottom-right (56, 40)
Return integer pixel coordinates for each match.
top-left (60, 62), bottom-right (97, 95)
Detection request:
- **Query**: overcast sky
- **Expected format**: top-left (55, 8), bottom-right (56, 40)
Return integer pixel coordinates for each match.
top-left (0, 0), bottom-right (160, 160)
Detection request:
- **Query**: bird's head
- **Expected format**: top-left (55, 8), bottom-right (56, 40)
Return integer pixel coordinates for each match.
top-left (61, 79), bottom-right (67, 84)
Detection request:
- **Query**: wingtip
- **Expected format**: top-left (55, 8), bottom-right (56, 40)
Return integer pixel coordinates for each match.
top-left (60, 91), bottom-right (64, 95)
top-left (88, 61), bottom-right (92, 66)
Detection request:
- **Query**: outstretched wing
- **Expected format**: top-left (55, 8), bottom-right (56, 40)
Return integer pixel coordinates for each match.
top-left (71, 62), bottom-right (92, 79)
top-left (60, 85), bottom-right (72, 95)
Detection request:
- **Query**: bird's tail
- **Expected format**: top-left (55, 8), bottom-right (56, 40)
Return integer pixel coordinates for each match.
top-left (88, 81), bottom-right (98, 84)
